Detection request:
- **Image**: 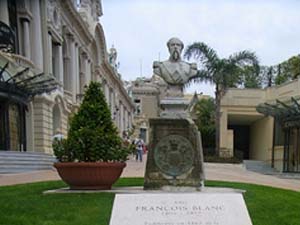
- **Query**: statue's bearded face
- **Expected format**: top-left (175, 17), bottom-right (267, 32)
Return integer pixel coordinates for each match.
top-left (168, 40), bottom-right (183, 61)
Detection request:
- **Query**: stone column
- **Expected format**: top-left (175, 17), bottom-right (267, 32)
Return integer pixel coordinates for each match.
top-left (25, 102), bottom-right (34, 151)
top-left (33, 99), bottom-right (55, 154)
top-left (30, 0), bottom-right (43, 69)
top-left (74, 44), bottom-right (80, 102)
top-left (68, 37), bottom-right (76, 102)
top-left (110, 90), bottom-right (115, 119)
top-left (108, 88), bottom-right (112, 109)
top-left (23, 20), bottom-right (31, 59)
top-left (48, 33), bottom-right (53, 74)
top-left (86, 59), bottom-right (91, 84)
top-left (63, 38), bottom-right (70, 92)
top-left (123, 107), bottom-right (126, 133)
top-left (79, 53), bottom-right (87, 93)
top-left (116, 101), bottom-right (120, 131)
top-left (120, 103), bottom-right (124, 134)
top-left (124, 108), bottom-right (128, 131)
top-left (57, 44), bottom-right (64, 86)
top-left (129, 112), bottom-right (133, 129)
top-left (219, 109), bottom-right (233, 158)
top-left (104, 84), bottom-right (110, 105)
top-left (0, 0), bottom-right (9, 25)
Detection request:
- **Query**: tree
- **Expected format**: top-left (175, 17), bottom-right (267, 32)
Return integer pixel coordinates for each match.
top-left (275, 55), bottom-right (300, 85)
top-left (260, 66), bottom-right (275, 87)
top-left (275, 64), bottom-right (287, 85)
top-left (184, 42), bottom-right (259, 156)
top-left (195, 97), bottom-right (216, 149)
top-left (242, 65), bottom-right (261, 88)
top-left (54, 82), bottom-right (129, 162)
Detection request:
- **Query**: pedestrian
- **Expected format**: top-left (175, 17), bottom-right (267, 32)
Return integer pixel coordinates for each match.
top-left (135, 138), bottom-right (144, 162)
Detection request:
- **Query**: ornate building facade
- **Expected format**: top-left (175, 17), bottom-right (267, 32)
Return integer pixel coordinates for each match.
top-left (0, 0), bottom-right (134, 154)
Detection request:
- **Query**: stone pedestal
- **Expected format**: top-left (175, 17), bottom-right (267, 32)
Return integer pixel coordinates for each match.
top-left (144, 118), bottom-right (205, 190)
top-left (160, 97), bottom-right (190, 118)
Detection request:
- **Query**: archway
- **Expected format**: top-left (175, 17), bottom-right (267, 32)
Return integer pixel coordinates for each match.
top-left (94, 23), bottom-right (107, 65)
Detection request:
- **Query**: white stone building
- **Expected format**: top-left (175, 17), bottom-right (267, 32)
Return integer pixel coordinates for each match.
top-left (0, 0), bottom-right (134, 154)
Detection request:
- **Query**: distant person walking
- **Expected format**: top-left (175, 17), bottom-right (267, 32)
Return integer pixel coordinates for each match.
top-left (135, 138), bottom-right (144, 162)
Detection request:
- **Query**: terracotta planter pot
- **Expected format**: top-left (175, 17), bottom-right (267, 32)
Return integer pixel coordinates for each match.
top-left (54, 162), bottom-right (126, 190)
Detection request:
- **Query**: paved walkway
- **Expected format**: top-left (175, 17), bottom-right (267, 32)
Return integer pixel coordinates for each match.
top-left (0, 155), bottom-right (299, 191)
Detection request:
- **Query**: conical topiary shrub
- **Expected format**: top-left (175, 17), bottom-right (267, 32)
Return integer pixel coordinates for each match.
top-left (54, 81), bottom-right (129, 162)
top-left (53, 82), bottom-right (129, 190)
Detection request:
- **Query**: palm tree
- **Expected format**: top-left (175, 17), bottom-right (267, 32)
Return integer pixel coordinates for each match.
top-left (184, 42), bottom-right (259, 156)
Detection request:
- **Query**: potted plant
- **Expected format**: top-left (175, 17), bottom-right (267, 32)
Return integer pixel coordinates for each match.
top-left (53, 82), bottom-right (130, 190)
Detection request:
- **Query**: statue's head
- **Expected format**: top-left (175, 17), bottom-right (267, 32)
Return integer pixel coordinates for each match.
top-left (167, 37), bottom-right (184, 62)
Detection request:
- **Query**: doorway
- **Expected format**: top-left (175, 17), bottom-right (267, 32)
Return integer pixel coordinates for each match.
top-left (0, 98), bottom-right (26, 151)
top-left (0, 99), bottom-right (8, 150)
top-left (229, 125), bottom-right (250, 159)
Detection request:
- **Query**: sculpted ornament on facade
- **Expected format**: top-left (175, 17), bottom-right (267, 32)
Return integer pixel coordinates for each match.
top-left (47, 0), bottom-right (61, 31)
top-left (109, 46), bottom-right (118, 71)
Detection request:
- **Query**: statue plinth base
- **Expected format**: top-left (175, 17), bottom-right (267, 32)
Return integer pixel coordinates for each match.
top-left (144, 118), bottom-right (205, 190)
top-left (160, 97), bottom-right (190, 118)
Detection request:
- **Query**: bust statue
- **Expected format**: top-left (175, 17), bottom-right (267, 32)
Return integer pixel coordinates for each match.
top-left (153, 37), bottom-right (197, 97)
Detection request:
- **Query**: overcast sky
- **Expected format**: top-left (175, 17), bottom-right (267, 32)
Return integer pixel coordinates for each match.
top-left (101, 0), bottom-right (300, 96)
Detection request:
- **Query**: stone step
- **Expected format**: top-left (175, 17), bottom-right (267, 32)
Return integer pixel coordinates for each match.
top-left (0, 166), bottom-right (55, 174)
top-left (0, 151), bottom-right (54, 158)
top-left (0, 168), bottom-right (55, 174)
top-left (0, 156), bottom-right (56, 162)
top-left (243, 160), bottom-right (278, 174)
top-left (0, 160), bottom-right (55, 166)
top-left (0, 164), bottom-right (54, 169)
top-left (0, 151), bottom-right (56, 174)
top-left (0, 153), bottom-right (55, 161)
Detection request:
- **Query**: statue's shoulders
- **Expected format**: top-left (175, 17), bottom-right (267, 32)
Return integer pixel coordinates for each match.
top-left (179, 61), bottom-right (196, 67)
top-left (161, 60), bottom-right (183, 68)
top-left (153, 61), bottom-right (162, 68)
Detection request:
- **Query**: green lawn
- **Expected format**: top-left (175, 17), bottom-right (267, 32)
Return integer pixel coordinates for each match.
top-left (0, 178), bottom-right (299, 225)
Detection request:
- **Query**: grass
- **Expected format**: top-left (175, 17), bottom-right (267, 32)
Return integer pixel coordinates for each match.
top-left (0, 178), bottom-right (299, 225)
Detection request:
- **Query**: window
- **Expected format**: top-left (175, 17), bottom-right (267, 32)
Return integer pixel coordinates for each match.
top-left (52, 41), bottom-right (59, 79)
top-left (134, 99), bottom-right (141, 115)
top-left (140, 128), bottom-right (147, 142)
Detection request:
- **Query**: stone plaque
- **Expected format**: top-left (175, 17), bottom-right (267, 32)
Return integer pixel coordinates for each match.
top-left (109, 193), bottom-right (252, 225)
top-left (154, 135), bottom-right (194, 177)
